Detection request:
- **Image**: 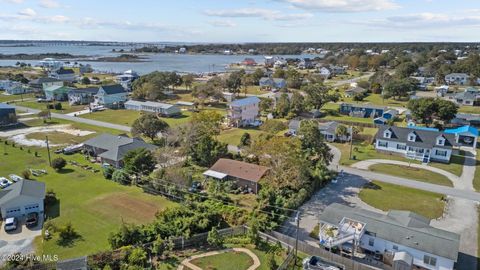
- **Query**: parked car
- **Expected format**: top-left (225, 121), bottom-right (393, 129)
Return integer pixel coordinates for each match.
top-left (25, 212), bottom-right (39, 228)
top-left (8, 174), bottom-right (23, 182)
top-left (0, 177), bottom-right (12, 188)
top-left (4, 217), bottom-right (18, 232)
top-left (302, 256), bottom-right (341, 270)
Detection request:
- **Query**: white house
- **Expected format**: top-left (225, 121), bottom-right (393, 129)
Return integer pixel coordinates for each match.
top-left (375, 125), bottom-right (457, 163)
top-left (228, 96), bottom-right (260, 127)
top-left (318, 67), bottom-right (332, 79)
top-left (116, 70), bottom-right (139, 91)
top-left (319, 204), bottom-right (460, 270)
top-left (125, 100), bottom-right (181, 116)
top-left (94, 84), bottom-right (128, 108)
top-left (49, 68), bottom-right (76, 82)
top-left (445, 73), bottom-right (469, 85)
top-left (0, 179), bottom-right (45, 219)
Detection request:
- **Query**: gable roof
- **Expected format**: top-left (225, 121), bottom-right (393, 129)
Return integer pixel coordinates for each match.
top-left (376, 125), bottom-right (456, 149)
top-left (68, 87), bottom-right (99, 95)
top-left (345, 86), bottom-right (366, 94)
top-left (29, 77), bottom-right (61, 85)
top-left (320, 203), bottom-right (460, 261)
top-left (99, 84), bottom-right (127, 95)
top-left (341, 103), bottom-right (387, 110)
top-left (230, 96), bottom-right (260, 107)
top-left (54, 68), bottom-right (75, 75)
top-left (0, 103), bottom-right (15, 110)
top-left (0, 179), bottom-right (46, 206)
top-left (83, 133), bottom-right (157, 162)
top-left (125, 100), bottom-right (177, 110)
top-left (209, 158), bottom-right (269, 183)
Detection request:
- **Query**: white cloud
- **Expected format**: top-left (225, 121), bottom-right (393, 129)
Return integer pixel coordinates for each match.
top-left (39, 0), bottom-right (60, 8)
top-left (360, 12), bottom-right (480, 29)
top-left (4, 0), bottom-right (24, 3)
top-left (208, 20), bottom-right (237, 27)
top-left (18, 8), bottom-right (37, 17)
top-left (48, 15), bottom-right (69, 22)
top-left (204, 8), bottom-right (313, 21)
top-left (277, 0), bottom-right (399, 12)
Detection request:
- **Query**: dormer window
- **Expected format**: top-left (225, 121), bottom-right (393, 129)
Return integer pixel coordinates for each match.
top-left (384, 130), bottom-right (392, 138)
top-left (408, 132), bottom-right (416, 142)
top-left (437, 136), bottom-right (445, 146)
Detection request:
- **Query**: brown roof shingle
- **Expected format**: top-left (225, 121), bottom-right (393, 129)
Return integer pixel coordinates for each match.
top-left (210, 158), bottom-right (269, 182)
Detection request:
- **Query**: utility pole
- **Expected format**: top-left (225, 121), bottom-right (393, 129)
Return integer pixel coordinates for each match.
top-left (294, 211), bottom-right (300, 266)
top-left (46, 136), bottom-right (52, 167)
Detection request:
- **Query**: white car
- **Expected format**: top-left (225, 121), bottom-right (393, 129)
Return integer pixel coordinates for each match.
top-left (4, 217), bottom-right (18, 232)
top-left (0, 177), bottom-right (12, 188)
top-left (8, 174), bottom-right (23, 182)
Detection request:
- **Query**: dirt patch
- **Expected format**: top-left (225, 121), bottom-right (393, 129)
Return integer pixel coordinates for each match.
top-left (88, 193), bottom-right (163, 223)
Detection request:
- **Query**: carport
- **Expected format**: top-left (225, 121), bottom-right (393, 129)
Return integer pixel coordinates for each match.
top-left (444, 126), bottom-right (478, 148)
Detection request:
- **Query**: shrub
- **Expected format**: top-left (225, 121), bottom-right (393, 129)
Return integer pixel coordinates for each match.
top-left (58, 222), bottom-right (79, 243)
top-left (54, 103), bottom-right (62, 110)
top-left (103, 166), bottom-right (115, 179)
top-left (45, 189), bottom-right (57, 206)
top-left (207, 227), bottom-right (224, 247)
top-left (266, 252), bottom-right (278, 270)
top-left (126, 247), bottom-right (147, 267)
top-left (21, 170), bottom-right (31, 180)
top-left (51, 157), bottom-right (67, 170)
top-left (112, 170), bottom-right (130, 185)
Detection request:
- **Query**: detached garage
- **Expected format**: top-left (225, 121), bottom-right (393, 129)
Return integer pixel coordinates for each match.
top-left (0, 179), bottom-right (45, 219)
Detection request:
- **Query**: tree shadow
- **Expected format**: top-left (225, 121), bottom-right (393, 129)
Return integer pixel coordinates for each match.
top-left (362, 182), bottom-right (382, 190)
top-left (56, 231), bottom-right (83, 247)
top-left (45, 199), bottom-right (60, 219)
top-left (57, 168), bottom-right (74, 174)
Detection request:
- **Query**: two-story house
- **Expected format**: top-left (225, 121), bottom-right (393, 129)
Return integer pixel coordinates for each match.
top-left (228, 96), bottom-right (260, 127)
top-left (259, 77), bottom-right (287, 89)
top-left (319, 203), bottom-right (460, 270)
top-left (93, 84), bottom-right (128, 108)
top-left (445, 73), bottom-right (469, 85)
top-left (452, 87), bottom-right (480, 106)
top-left (115, 70), bottom-right (139, 91)
top-left (375, 125), bottom-right (457, 163)
top-left (68, 87), bottom-right (99, 105)
top-left (49, 68), bottom-right (76, 82)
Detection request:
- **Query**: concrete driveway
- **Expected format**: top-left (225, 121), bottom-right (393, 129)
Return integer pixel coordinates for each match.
top-left (0, 216), bottom-right (43, 262)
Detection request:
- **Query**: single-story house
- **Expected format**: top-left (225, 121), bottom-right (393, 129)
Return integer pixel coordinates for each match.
top-left (203, 158), bottom-right (269, 194)
top-left (68, 87), bottom-right (98, 105)
top-left (451, 113), bottom-right (480, 127)
top-left (29, 77), bottom-right (62, 92)
top-left (0, 179), bottom-right (45, 219)
top-left (452, 87), bottom-right (480, 106)
top-left (125, 100), bottom-right (181, 117)
top-left (435, 85), bottom-right (449, 97)
top-left (94, 84), bottom-right (128, 108)
top-left (445, 73), bottom-right (469, 85)
top-left (298, 58), bottom-right (314, 69)
top-left (340, 103), bottom-right (387, 118)
top-left (242, 58), bottom-right (257, 66)
top-left (0, 103), bottom-right (17, 126)
top-left (344, 86), bottom-right (367, 98)
top-left (6, 84), bottom-right (31, 95)
top-left (222, 92), bottom-right (235, 102)
top-left (318, 67), bottom-right (332, 79)
top-left (49, 68), bottom-right (76, 82)
top-left (288, 119), bottom-right (350, 142)
top-left (259, 77), bottom-right (287, 89)
top-left (44, 85), bottom-right (72, 101)
top-left (0, 80), bottom-right (14, 90)
top-left (83, 133), bottom-right (157, 168)
top-left (375, 125), bottom-right (457, 163)
top-left (319, 203), bottom-right (460, 270)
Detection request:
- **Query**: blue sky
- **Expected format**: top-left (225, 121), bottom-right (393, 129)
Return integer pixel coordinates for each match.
top-left (0, 0), bottom-right (479, 42)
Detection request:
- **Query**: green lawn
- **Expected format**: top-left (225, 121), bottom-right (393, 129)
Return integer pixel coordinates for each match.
top-left (429, 151), bottom-right (465, 177)
top-left (190, 251), bottom-right (254, 270)
top-left (16, 100), bottom-right (85, 114)
top-left (217, 128), bottom-right (268, 146)
top-left (458, 106), bottom-right (480, 114)
top-left (0, 93), bottom-right (36, 103)
top-left (369, 164), bottom-right (453, 187)
top-left (0, 144), bottom-right (175, 259)
top-left (333, 142), bottom-right (418, 166)
top-left (359, 181), bottom-right (445, 219)
top-left (474, 150), bottom-right (480, 192)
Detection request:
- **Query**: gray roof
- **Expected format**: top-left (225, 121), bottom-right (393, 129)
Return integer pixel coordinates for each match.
top-left (288, 119), bottom-right (301, 130)
top-left (100, 84), bottom-right (126, 95)
top-left (318, 121), bottom-right (339, 134)
top-left (0, 179), bottom-right (46, 206)
top-left (125, 100), bottom-right (177, 109)
top-left (83, 134), bottom-right (157, 162)
top-left (29, 77), bottom-right (61, 85)
top-left (230, 96), bottom-right (260, 107)
top-left (68, 87), bottom-right (98, 95)
top-left (341, 103), bottom-right (387, 110)
top-left (345, 86), bottom-right (366, 94)
top-left (54, 68), bottom-right (74, 75)
top-left (375, 125), bottom-right (456, 149)
top-left (455, 88), bottom-right (480, 101)
top-left (320, 203), bottom-right (460, 261)
top-left (0, 103), bottom-right (15, 110)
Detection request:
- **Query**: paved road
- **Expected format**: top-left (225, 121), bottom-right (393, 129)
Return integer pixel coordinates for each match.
top-left (12, 105), bottom-right (131, 132)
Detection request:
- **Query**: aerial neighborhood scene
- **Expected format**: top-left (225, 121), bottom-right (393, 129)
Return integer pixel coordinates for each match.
top-left (1, 1), bottom-right (480, 270)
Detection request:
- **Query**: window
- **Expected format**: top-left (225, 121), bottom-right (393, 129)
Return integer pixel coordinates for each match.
top-left (397, 144), bottom-right (406, 150)
top-left (378, 141), bottom-right (388, 148)
top-left (436, 150), bottom-right (448, 157)
top-left (368, 238), bottom-right (375, 247)
top-left (384, 131), bottom-right (391, 138)
top-left (437, 138), bottom-right (445, 146)
top-left (408, 135), bottom-right (415, 142)
top-left (423, 255), bottom-right (437, 266)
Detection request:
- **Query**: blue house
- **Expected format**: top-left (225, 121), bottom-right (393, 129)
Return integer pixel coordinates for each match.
top-left (259, 77), bottom-right (287, 89)
top-left (340, 103), bottom-right (387, 118)
top-left (94, 84), bottom-right (128, 108)
top-left (444, 126), bottom-right (478, 148)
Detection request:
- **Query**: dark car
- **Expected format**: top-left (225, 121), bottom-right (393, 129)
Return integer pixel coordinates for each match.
top-left (25, 212), bottom-right (39, 228)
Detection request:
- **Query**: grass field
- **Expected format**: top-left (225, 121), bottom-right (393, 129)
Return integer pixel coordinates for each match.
top-left (0, 93), bottom-right (36, 103)
top-left (0, 144), bottom-right (175, 259)
top-left (332, 142), bottom-right (417, 166)
top-left (474, 150), bottom-right (480, 192)
top-left (217, 128), bottom-right (268, 146)
top-left (369, 164), bottom-right (453, 187)
top-left (16, 100), bottom-right (85, 114)
top-left (190, 251), bottom-right (253, 270)
top-left (429, 151), bottom-right (465, 177)
top-left (359, 181), bottom-right (445, 219)
top-left (458, 106), bottom-right (480, 114)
